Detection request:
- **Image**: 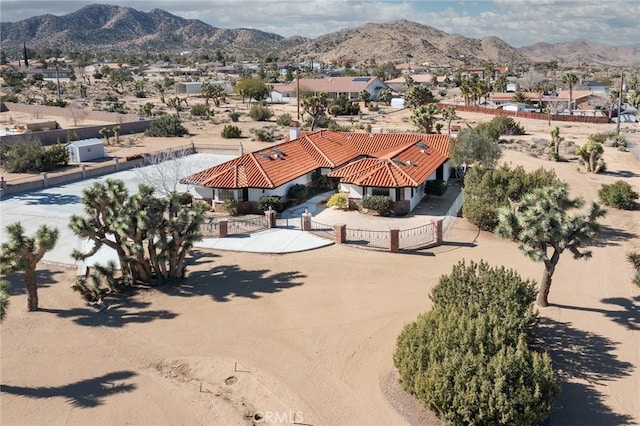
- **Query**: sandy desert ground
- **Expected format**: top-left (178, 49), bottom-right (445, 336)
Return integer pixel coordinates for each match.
top-left (1, 103), bottom-right (639, 425)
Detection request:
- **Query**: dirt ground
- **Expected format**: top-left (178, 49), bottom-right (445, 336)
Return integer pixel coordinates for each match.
top-left (1, 105), bottom-right (639, 425)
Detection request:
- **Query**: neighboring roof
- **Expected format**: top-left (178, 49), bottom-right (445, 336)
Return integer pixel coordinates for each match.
top-left (67, 138), bottom-right (103, 148)
top-left (272, 76), bottom-right (383, 95)
top-left (182, 131), bottom-right (450, 189)
top-left (386, 74), bottom-right (434, 84)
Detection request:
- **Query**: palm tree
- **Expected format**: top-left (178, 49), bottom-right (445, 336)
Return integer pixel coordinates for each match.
top-left (0, 223), bottom-right (59, 311)
top-left (562, 73), bottom-right (579, 113)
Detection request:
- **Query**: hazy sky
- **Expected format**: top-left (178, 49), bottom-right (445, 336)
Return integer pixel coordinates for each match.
top-left (1, 0), bottom-right (639, 47)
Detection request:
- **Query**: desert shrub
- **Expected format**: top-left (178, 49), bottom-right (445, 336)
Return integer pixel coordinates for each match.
top-left (598, 180), bottom-right (638, 210)
top-left (229, 111), bottom-right (240, 122)
top-left (362, 195), bottom-right (393, 215)
top-left (627, 252), bottom-right (640, 287)
top-left (257, 196), bottom-right (284, 212)
top-left (146, 115), bottom-right (188, 137)
top-left (287, 184), bottom-right (309, 200)
top-left (276, 113), bottom-right (292, 126)
top-left (0, 94), bottom-right (19, 102)
top-left (328, 95), bottom-right (360, 116)
top-left (190, 103), bottom-right (210, 117)
top-left (425, 179), bottom-right (447, 196)
top-left (327, 192), bottom-right (348, 210)
top-left (134, 91), bottom-right (146, 98)
top-left (253, 128), bottom-right (277, 142)
top-left (177, 192), bottom-right (193, 206)
top-left (394, 260), bottom-right (558, 426)
top-left (489, 115), bottom-right (526, 135)
top-left (222, 198), bottom-right (238, 216)
top-left (43, 98), bottom-right (68, 108)
top-left (368, 103), bottom-right (380, 112)
top-left (221, 125), bottom-right (242, 139)
top-left (249, 103), bottom-right (274, 121)
top-left (1, 141), bottom-right (68, 173)
top-left (462, 164), bottom-right (560, 231)
top-left (589, 131), bottom-right (626, 147)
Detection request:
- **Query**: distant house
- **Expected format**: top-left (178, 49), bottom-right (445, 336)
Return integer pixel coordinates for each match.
top-left (583, 80), bottom-right (610, 95)
top-left (464, 66), bottom-right (508, 80)
top-left (506, 82), bottom-right (520, 92)
top-left (25, 67), bottom-right (73, 79)
top-left (270, 76), bottom-right (388, 102)
top-left (181, 124), bottom-right (452, 215)
top-left (66, 138), bottom-right (105, 162)
top-left (175, 81), bottom-right (232, 96)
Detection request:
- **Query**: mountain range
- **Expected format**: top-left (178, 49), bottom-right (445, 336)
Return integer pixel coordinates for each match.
top-left (1, 4), bottom-right (638, 67)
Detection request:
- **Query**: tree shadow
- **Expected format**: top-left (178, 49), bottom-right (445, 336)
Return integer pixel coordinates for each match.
top-left (592, 225), bottom-right (637, 247)
top-left (542, 381), bottom-right (634, 425)
top-left (603, 169), bottom-right (640, 178)
top-left (166, 262), bottom-right (306, 302)
top-left (15, 192), bottom-right (81, 205)
top-left (4, 269), bottom-right (63, 296)
top-left (552, 296), bottom-right (640, 331)
top-left (533, 318), bottom-right (634, 424)
top-left (40, 298), bottom-right (177, 328)
top-left (1, 370), bottom-right (137, 408)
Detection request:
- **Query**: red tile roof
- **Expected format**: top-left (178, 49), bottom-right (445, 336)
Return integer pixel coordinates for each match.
top-left (181, 131), bottom-right (451, 189)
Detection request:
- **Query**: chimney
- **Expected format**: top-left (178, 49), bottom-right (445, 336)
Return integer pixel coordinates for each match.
top-left (289, 121), bottom-right (301, 140)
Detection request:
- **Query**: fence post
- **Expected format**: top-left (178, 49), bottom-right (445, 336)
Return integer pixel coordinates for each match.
top-left (41, 172), bottom-right (48, 188)
top-left (114, 156), bottom-right (120, 171)
top-left (265, 207), bottom-right (277, 228)
top-left (219, 219), bottom-right (228, 238)
top-left (390, 228), bottom-right (399, 253)
top-left (80, 164), bottom-right (86, 179)
top-left (432, 219), bottom-right (443, 245)
top-left (334, 224), bottom-right (346, 244)
top-left (301, 210), bottom-right (312, 231)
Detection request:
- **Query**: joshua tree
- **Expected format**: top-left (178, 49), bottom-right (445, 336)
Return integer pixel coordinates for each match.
top-left (575, 138), bottom-right (605, 173)
top-left (166, 96), bottom-right (188, 118)
top-left (112, 125), bottom-right (121, 145)
top-left (99, 127), bottom-right (110, 145)
top-left (496, 184), bottom-right (605, 306)
top-left (358, 89), bottom-right (371, 106)
top-left (562, 73), bottom-right (579, 112)
top-left (302, 92), bottom-right (329, 130)
top-left (411, 103), bottom-right (441, 133)
top-left (442, 106), bottom-right (457, 134)
top-left (0, 223), bottom-right (59, 312)
top-left (549, 126), bottom-right (564, 161)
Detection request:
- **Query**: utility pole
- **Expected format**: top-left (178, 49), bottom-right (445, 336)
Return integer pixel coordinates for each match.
top-left (296, 68), bottom-right (301, 120)
top-left (616, 72), bottom-right (624, 135)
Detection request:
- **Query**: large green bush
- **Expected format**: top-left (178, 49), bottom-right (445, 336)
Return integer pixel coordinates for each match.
top-left (257, 196), bottom-right (284, 212)
top-left (425, 179), bottom-right (447, 196)
top-left (489, 115), bottom-right (526, 136)
top-left (462, 164), bottom-right (559, 231)
top-left (286, 184), bottom-right (309, 200)
top-left (146, 115), bottom-right (189, 137)
top-left (394, 260), bottom-right (558, 426)
top-left (598, 180), bottom-right (638, 210)
top-left (1, 141), bottom-right (69, 173)
top-left (190, 103), bottom-right (210, 117)
top-left (221, 125), bottom-right (242, 139)
top-left (362, 195), bottom-right (393, 215)
top-left (249, 103), bottom-right (274, 121)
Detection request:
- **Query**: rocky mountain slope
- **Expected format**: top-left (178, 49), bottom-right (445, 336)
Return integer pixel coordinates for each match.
top-left (2, 4), bottom-right (638, 66)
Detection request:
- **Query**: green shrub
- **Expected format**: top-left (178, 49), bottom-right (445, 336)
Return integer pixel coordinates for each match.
top-left (327, 192), bottom-right (348, 210)
top-left (190, 103), bottom-right (210, 117)
top-left (425, 179), bottom-right (447, 196)
top-left (177, 192), bottom-right (193, 206)
top-left (394, 260), bottom-right (558, 426)
top-left (249, 103), bottom-right (274, 121)
top-left (462, 164), bottom-right (560, 231)
top-left (221, 125), bottom-right (242, 139)
top-left (598, 180), bottom-right (638, 210)
top-left (589, 131), bottom-right (626, 147)
top-left (222, 198), bottom-right (238, 216)
top-left (489, 115), bottom-right (526, 136)
top-left (253, 128), bottom-right (277, 142)
top-left (257, 196), bottom-right (284, 212)
top-left (287, 184), bottom-right (309, 200)
top-left (276, 113), bottom-right (292, 126)
top-left (1, 141), bottom-right (69, 173)
top-left (146, 115), bottom-right (189, 137)
top-left (44, 98), bottom-right (68, 107)
top-left (362, 195), bottom-right (393, 215)
top-left (229, 111), bottom-right (240, 122)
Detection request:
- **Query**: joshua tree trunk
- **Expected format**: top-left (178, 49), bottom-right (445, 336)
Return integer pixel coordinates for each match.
top-left (537, 269), bottom-right (553, 307)
top-left (25, 262), bottom-right (39, 311)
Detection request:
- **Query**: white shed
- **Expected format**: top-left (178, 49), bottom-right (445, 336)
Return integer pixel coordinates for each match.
top-left (67, 138), bottom-right (105, 162)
